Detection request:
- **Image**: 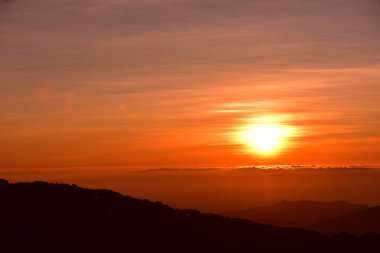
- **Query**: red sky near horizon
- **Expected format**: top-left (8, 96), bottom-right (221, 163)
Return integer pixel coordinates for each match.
top-left (0, 0), bottom-right (379, 170)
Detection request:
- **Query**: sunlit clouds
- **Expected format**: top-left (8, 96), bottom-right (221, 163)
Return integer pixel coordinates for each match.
top-left (234, 116), bottom-right (299, 156)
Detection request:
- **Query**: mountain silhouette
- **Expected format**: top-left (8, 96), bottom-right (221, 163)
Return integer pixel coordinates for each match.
top-left (0, 179), bottom-right (379, 253)
top-left (314, 205), bottom-right (380, 235)
top-left (224, 200), bottom-right (368, 228)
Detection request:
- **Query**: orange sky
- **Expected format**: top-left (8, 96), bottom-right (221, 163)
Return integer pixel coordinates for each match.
top-left (0, 0), bottom-right (379, 170)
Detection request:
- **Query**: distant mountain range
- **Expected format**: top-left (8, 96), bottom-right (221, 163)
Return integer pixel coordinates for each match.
top-left (314, 205), bottom-right (380, 235)
top-left (0, 179), bottom-right (379, 253)
top-left (224, 200), bottom-right (380, 235)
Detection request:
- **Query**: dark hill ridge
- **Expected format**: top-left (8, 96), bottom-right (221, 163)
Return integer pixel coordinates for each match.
top-left (224, 200), bottom-right (380, 235)
top-left (0, 179), bottom-right (379, 253)
top-left (224, 200), bottom-right (369, 228)
top-left (314, 206), bottom-right (380, 235)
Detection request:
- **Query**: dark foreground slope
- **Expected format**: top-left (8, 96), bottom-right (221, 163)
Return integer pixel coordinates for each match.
top-left (0, 179), bottom-right (379, 253)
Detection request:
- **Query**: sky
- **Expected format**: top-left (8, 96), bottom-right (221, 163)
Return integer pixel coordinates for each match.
top-left (0, 0), bottom-right (379, 170)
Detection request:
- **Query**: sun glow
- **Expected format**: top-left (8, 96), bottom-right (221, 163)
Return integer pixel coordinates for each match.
top-left (237, 122), bottom-right (295, 156)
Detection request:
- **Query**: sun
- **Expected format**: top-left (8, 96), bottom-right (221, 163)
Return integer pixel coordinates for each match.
top-left (237, 123), bottom-right (292, 155)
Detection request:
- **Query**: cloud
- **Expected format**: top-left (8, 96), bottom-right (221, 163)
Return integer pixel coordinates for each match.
top-left (0, 0), bottom-right (379, 168)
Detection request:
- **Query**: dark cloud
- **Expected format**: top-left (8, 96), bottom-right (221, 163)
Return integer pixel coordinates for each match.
top-left (0, 0), bottom-right (12, 8)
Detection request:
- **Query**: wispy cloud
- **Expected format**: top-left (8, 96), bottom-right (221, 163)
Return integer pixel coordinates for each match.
top-left (0, 0), bottom-right (379, 168)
